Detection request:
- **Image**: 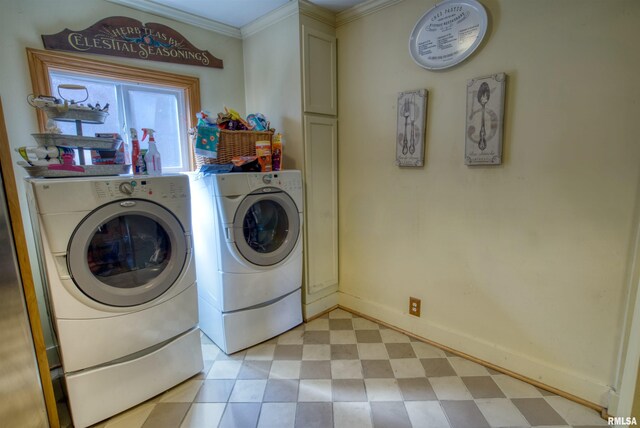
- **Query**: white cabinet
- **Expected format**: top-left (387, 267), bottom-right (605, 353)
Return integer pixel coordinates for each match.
top-left (243, 6), bottom-right (338, 319)
top-left (302, 26), bottom-right (337, 116)
top-left (301, 21), bottom-right (339, 317)
top-left (303, 115), bottom-right (338, 296)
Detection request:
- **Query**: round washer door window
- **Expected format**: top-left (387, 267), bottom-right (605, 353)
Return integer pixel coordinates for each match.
top-left (67, 199), bottom-right (188, 307)
top-left (233, 191), bottom-right (300, 266)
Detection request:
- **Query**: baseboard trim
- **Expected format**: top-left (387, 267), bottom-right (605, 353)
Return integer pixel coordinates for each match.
top-left (304, 305), bottom-right (339, 322)
top-left (337, 291), bottom-right (610, 414)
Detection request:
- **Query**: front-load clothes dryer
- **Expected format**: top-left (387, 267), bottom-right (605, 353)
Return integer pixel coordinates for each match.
top-left (189, 171), bottom-right (303, 354)
top-left (27, 175), bottom-right (203, 428)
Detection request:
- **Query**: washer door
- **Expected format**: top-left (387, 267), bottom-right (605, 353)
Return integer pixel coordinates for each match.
top-left (67, 199), bottom-right (188, 307)
top-left (233, 191), bottom-right (300, 267)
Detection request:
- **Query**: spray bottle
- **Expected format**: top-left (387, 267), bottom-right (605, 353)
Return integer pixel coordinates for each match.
top-left (142, 128), bottom-right (162, 176)
top-left (130, 128), bottom-right (142, 175)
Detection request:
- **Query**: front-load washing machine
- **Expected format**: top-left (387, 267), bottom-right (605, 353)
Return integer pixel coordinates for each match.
top-left (27, 175), bottom-right (203, 428)
top-left (189, 171), bottom-right (303, 353)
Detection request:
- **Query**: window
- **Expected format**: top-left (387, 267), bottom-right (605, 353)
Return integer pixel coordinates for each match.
top-left (50, 71), bottom-right (188, 172)
top-left (27, 48), bottom-right (200, 171)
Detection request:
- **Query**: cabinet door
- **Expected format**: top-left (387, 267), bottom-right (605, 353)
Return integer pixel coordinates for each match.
top-left (302, 26), bottom-right (337, 115)
top-left (304, 115), bottom-right (338, 296)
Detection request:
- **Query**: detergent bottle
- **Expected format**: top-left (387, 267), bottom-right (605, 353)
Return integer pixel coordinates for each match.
top-left (142, 128), bottom-right (162, 176)
top-left (130, 128), bottom-right (142, 175)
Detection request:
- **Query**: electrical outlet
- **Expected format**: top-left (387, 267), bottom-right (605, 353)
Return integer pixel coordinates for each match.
top-left (409, 297), bottom-right (421, 317)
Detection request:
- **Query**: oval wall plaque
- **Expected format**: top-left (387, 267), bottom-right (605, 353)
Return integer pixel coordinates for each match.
top-left (409, 0), bottom-right (487, 70)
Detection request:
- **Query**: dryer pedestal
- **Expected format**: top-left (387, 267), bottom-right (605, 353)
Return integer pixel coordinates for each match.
top-left (200, 289), bottom-right (302, 354)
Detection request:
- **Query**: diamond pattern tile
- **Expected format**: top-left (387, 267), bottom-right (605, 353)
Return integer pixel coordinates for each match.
top-left (355, 330), bottom-right (383, 343)
top-left (331, 344), bottom-right (359, 360)
top-left (237, 360), bottom-right (271, 379)
top-left (218, 402), bottom-right (260, 428)
top-left (304, 330), bottom-right (330, 344)
top-left (89, 308), bottom-right (606, 428)
top-left (269, 361), bottom-right (300, 379)
top-left (300, 360), bottom-right (332, 379)
top-left (295, 402), bottom-right (333, 427)
top-left (194, 380), bottom-right (234, 403)
top-left (397, 377), bottom-right (437, 401)
top-left (263, 379), bottom-right (299, 402)
top-left (386, 343), bottom-right (417, 359)
top-left (370, 401), bottom-right (412, 428)
top-left (421, 357), bottom-right (457, 377)
top-left (329, 318), bottom-right (354, 330)
top-left (332, 379), bottom-right (368, 402)
top-left (333, 402), bottom-right (372, 428)
top-left (273, 344), bottom-right (304, 360)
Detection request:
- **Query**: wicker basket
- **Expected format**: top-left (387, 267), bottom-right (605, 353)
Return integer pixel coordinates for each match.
top-left (194, 129), bottom-right (273, 168)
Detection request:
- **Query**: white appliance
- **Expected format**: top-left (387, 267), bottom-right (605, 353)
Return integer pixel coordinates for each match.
top-left (27, 175), bottom-right (203, 428)
top-left (189, 171), bottom-right (303, 353)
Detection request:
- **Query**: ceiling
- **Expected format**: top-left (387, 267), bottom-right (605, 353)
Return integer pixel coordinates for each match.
top-left (145, 0), bottom-right (369, 28)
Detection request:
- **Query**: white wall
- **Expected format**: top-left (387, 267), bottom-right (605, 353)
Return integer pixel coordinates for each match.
top-left (0, 0), bottom-right (246, 351)
top-left (336, 0), bottom-right (640, 406)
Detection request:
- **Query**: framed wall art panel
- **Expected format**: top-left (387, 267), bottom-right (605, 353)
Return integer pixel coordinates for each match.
top-left (396, 89), bottom-right (427, 167)
top-left (465, 73), bottom-right (506, 165)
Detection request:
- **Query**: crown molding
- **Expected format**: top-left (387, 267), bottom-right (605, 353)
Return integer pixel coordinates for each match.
top-left (105, 0), bottom-right (243, 39)
top-left (240, 1), bottom-right (300, 39)
top-left (298, 0), bottom-right (336, 27)
top-left (336, 0), bottom-right (404, 27)
top-left (241, 0), bottom-right (337, 38)
top-left (105, 0), bottom-right (402, 39)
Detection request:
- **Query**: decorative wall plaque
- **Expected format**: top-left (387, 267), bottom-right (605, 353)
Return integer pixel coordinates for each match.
top-left (42, 16), bottom-right (223, 69)
top-left (465, 73), bottom-right (506, 165)
top-left (396, 89), bottom-right (428, 167)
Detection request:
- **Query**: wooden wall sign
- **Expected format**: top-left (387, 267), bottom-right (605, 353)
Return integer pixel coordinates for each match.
top-left (42, 16), bottom-right (223, 69)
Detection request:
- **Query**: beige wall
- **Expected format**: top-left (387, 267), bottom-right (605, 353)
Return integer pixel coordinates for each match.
top-left (0, 0), bottom-right (246, 350)
top-left (243, 13), bottom-right (304, 171)
top-left (336, 0), bottom-right (640, 406)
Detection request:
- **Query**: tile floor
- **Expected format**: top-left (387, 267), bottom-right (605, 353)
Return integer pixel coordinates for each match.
top-left (89, 308), bottom-right (608, 428)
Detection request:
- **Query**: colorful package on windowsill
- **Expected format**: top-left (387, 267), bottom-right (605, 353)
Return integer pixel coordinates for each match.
top-left (272, 133), bottom-right (283, 171)
top-left (91, 149), bottom-right (117, 165)
top-left (95, 133), bottom-right (128, 164)
top-left (194, 109), bottom-right (272, 132)
top-left (255, 140), bottom-right (272, 172)
top-left (196, 111), bottom-right (216, 127)
top-left (16, 145), bottom-right (75, 166)
top-left (246, 113), bottom-right (269, 131)
top-left (195, 123), bottom-right (219, 158)
top-left (216, 107), bottom-right (250, 130)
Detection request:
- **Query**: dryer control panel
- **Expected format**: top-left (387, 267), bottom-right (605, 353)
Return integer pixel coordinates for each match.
top-left (246, 172), bottom-right (303, 195)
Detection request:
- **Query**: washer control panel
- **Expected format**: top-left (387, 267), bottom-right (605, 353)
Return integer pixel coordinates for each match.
top-left (94, 177), bottom-right (188, 201)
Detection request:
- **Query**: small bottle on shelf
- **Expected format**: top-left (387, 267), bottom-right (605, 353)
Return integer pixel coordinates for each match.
top-left (142, 128), bottom-right (162, 176)
top-left (131, 128), bottom-right (142, 175)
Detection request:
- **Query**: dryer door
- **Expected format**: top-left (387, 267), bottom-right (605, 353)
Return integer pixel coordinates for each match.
top-left (67, 199), bottom-right (188, 307)
top-left (233, 190), bottom-right (300, 267)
